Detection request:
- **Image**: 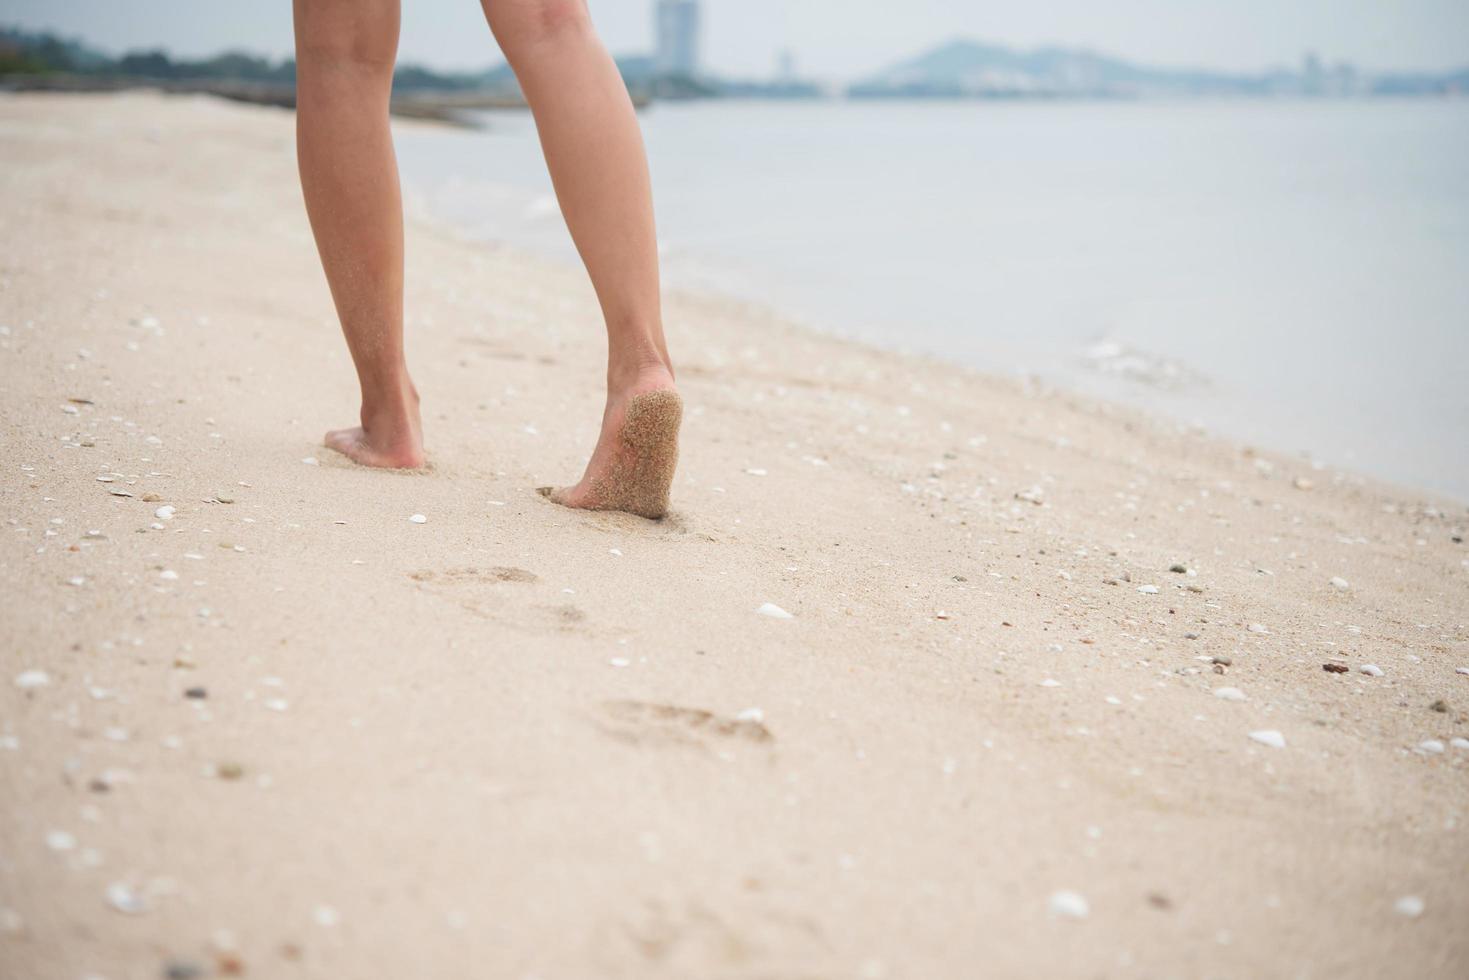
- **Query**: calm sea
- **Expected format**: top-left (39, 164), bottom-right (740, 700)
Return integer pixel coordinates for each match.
top-left (395, 98), bottom-right (1469, 500)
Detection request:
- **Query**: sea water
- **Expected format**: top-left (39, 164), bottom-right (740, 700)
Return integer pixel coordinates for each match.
top-left (395, 98), bottom-right (1469, 499)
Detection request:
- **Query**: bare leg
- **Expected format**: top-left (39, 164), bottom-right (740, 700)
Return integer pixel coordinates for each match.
top-left (293, 0), bottom-right (424, 468)
top-left (482, 0), bottom-right (681, 518)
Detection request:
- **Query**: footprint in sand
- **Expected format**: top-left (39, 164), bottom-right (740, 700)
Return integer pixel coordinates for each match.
top-left (410, 566), bottom-right (538, 585)
top-left (593, 897), bottom-right (827, 975)
top-left (409, 565), bottom-right (540, 619)
top-left (410, 567), bottom-right (596, 633)
top-left (594, 700), bottom-right (773, 749)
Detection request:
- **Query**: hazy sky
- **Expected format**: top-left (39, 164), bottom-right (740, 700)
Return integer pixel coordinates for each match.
top-left (3, 0), bottom-right (1467, 79)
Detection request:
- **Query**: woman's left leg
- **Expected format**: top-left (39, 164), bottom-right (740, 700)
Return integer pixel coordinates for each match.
top-left (294, 0), bottom-right (424, 468)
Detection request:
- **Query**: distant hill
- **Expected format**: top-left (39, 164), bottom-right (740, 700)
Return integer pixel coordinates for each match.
top-left (849, 38), bottom-right (1467, 98)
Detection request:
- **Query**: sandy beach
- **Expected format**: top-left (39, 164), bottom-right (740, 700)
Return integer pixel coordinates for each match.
top-left (2, 92), bottom-right (1467, 979)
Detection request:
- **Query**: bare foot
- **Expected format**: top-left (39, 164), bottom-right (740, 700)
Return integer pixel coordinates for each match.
top-left (541, 367), bottom-right (681, 519)
top-left (324, 377), bottom-right (425, 469)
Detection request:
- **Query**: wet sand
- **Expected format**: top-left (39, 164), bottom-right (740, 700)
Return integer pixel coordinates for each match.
top-left (1, 92), bottom-right (1467, 979)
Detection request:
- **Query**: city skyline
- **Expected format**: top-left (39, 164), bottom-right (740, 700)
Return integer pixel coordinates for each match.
top-left (654, 0), bottom-right (699, 77)
top-left (1, 0), bottom-right (1467, 81)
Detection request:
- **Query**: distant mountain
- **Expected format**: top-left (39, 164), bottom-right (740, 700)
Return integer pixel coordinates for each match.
top-left (849, 38), bottom-right (1467, 99)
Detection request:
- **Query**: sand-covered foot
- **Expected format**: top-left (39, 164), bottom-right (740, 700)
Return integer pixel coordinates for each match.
top-left (541, 376), bottom-right (682, 520)
top-left (323, 383), bottom-right (425, 469)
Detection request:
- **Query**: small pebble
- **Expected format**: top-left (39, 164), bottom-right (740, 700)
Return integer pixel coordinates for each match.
top-left (105, 882), bottom-right (146, 914)
top-left (408, 514), bottom-right (427, 524)
top-left (45, 829), bottom-right (77, 852)
top-left (184, 687), bottom-right (207, 699)
top-left (1322, 663), bottom-right (1348, 674)
top-left (1213, 687), bottom-right (1247, 702)
top-left (15, 669), bottom-right (51, 690)
top-left (1249, 729), bottom-right (1286, 749)
top-left (1047, 890), bottom-right (1089, 920)
top-left (1449, 737), bottom-right (1469, 750)
top-left (1360, 664), bottom-right (1383, 677)
top-left (301, 457), bottom-right (319, 466)
top-left (608, 657), bottom-right (630, 668)
top-left (1040, 679), bottom-right (1061, 688)
top-left (1211, 655), bottom-right (1232, 666)
top-left (757, 602), bottom-right (794, 619)
top-left (1137, 585), bottom-right (1159, 594)
top-left (154, 505), bottom-right (175, 520)
top-left (735, 707), bottom-right (764, 722)
top-left (1416, 740), bottom-right (1445, 755)
top-left (1394, 895), bottom-right (1425, 918)
top-left (1330, 577), bottom-right (1350, 590)
top-left (1247, 623), bottom-right (1269, 634)
top-left (1456, 667), bottom-right (1469, 676)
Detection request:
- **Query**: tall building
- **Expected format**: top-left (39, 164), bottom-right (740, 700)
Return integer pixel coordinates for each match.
top-left (655, 0), bottom-right (700, 77)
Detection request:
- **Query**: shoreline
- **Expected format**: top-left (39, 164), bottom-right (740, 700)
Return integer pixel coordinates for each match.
top-left (391, 98), bottom-right (1469, 504)
top-left (2, 91), bottom-right (1467, 979)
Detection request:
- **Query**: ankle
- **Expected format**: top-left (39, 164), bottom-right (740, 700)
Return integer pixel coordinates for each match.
top-left (607, 347), bottom-right (673, 396)
top-left (359, 370), bottom-right (420, 426)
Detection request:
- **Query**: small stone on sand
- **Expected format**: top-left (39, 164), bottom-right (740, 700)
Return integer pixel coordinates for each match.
top-left (757, 602), bottom-right (794, 619)
top-left (105, 882), bottom-right (146, 915)
top-left (1360, 664), bottom-right (1383, 677)
top-left (45, 830), bottom-right (77, 852)
top-left (1214, 687), bottom-right (1247, 702)
top-left (301, 457), bottom-right (318, 466)
top-left (736, 707), bottom-right (764, 722)
top-left (1047, 890), bottom-right (1089, 920)
top-left (14, 669), bottom-right (50, 691)
top-left (154, 505), bottom-right (175, 520)
top-left (1330, 576), bottom-right (1350, 590)
top-left (1394, 895), bottom-right (1425, 918)
top-left (1249, 729), bottom-right (1286, 749)
top-left (1040, 679), bottom-right (1061, 688)
top-left (408, 514), bottom-right (427, 524)
top-left (608, 657), bottom-right (630, 668)
top-left (1416, 740), bottom-right (1444, 755)
top-left (1137, 585), bottom-right (1159, 594)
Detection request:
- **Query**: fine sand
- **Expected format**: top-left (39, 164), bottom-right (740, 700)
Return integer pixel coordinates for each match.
top-left (2, 92), bottom-right (1467, 979)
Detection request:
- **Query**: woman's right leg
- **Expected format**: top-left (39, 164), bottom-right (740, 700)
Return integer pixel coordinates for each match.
top-left (293, 0), bottom-right (424, 468)
top-left (481, 0), bottom-right (681, 518)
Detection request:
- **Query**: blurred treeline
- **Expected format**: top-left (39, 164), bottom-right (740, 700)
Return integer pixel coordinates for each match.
top-left (0, 26), bottom-right (501, 90)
